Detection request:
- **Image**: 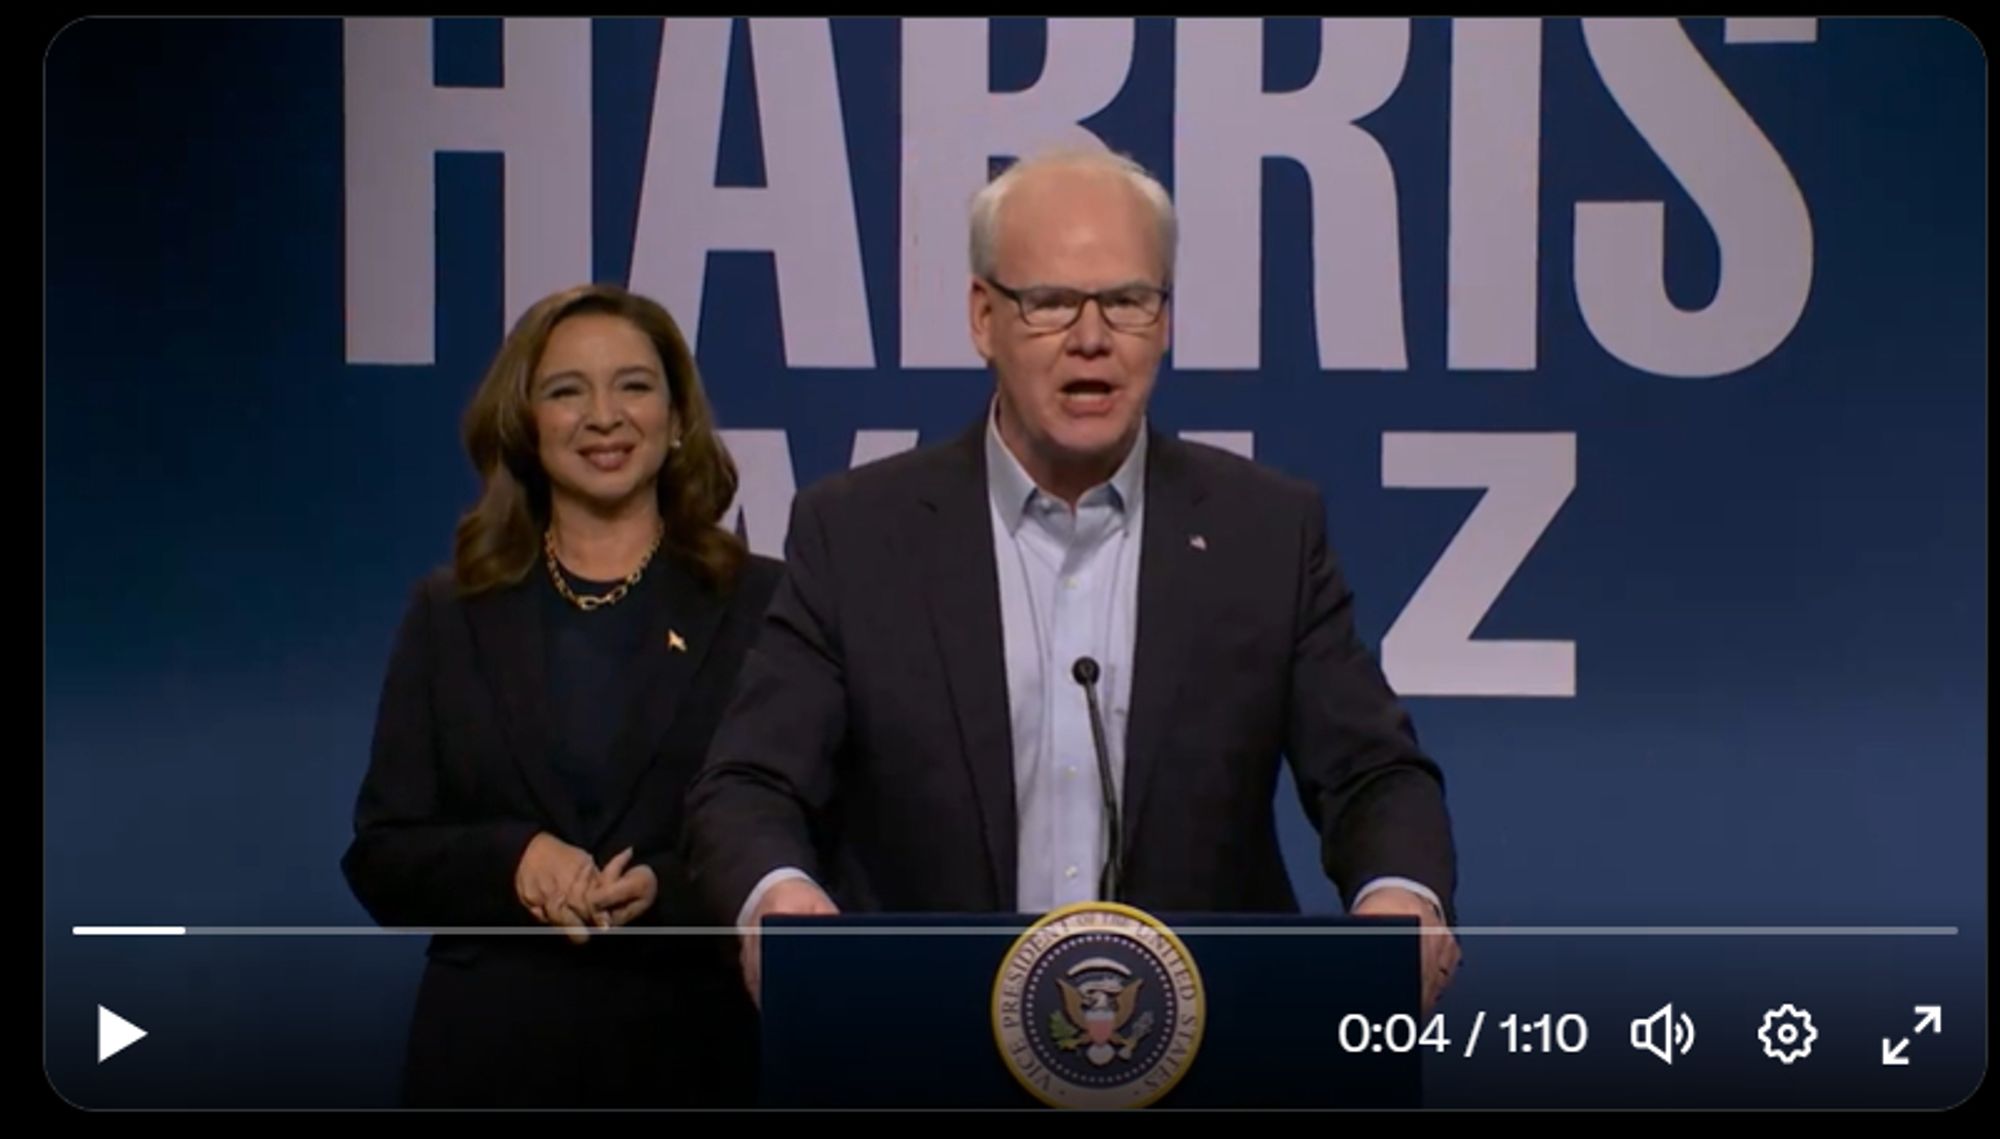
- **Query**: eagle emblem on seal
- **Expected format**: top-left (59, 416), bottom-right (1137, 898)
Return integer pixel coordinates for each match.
top-left (1048, 957), bottom-right (1156, 1066)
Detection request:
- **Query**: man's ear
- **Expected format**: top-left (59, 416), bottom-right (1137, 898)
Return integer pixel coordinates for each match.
top-left (969, 276), bottom-right (996, 362)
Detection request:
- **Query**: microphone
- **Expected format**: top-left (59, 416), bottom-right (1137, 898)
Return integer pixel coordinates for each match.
top-left (1071, 656), bottom-right (1123, 903)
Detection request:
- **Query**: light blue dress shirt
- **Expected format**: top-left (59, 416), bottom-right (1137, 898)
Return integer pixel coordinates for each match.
top-left (983, 404), bottom-right (1145, 913)
top-left (736, 403), bottom-right (1442, 923)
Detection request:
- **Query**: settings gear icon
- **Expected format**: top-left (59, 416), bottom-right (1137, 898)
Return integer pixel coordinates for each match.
top-left (1759, 1003), bottom-right (1818, 1064)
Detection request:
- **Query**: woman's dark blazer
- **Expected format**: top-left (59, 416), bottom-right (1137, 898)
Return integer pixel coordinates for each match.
top-left (340, 549), bottom-right (784, 1108)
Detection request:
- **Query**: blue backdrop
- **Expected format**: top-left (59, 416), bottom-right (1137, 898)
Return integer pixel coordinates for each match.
top-left (44, 17), bottom-right (1984, 1109)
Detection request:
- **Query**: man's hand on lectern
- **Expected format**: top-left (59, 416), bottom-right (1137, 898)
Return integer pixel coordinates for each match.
top-left (742, 878), bottom-right (840, 1009)
top-left (1353, 886), bottom-right (1460, 1016)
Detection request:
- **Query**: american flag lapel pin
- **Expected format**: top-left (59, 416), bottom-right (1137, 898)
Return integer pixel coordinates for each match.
top-left (668, 629), bottom-right (687, 652)
top-left (1189, 534), bottom-right (1207, 551)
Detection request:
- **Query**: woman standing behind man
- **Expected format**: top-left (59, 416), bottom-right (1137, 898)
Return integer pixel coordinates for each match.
top-left (341, 283), bottom-right (780, 1108)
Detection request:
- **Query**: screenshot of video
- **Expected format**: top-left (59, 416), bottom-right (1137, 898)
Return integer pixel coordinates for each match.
top-left (45, 15), bottom-right (1982, 1112)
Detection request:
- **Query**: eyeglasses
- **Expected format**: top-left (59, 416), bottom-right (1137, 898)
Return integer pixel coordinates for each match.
top-left (983, 278), bottom-right (1170, 332)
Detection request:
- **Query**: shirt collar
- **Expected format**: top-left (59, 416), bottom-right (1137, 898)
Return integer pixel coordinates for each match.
top-left (984, 395), bottom-right (1147, 532)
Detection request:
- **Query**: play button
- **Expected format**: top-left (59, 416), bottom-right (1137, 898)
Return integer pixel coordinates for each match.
top-left (98, 1005), bottom-right (146, 1063)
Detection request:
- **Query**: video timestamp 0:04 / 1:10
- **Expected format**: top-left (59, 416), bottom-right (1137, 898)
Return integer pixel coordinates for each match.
top-left (1336, 1011), bottom-right (1590, 1057)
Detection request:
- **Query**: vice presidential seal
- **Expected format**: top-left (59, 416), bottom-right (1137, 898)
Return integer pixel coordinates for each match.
top-left (991, 901), bottom-right (1205, 1109)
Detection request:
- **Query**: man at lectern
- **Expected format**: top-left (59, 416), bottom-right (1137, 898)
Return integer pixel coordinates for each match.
top-left (683, 143), bottom-right (1461, 1015)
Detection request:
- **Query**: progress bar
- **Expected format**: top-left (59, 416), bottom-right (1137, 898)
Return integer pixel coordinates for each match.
top-left (73, 925), bottom-right (1963, 937)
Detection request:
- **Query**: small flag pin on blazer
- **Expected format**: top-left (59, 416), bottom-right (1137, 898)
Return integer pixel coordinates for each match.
top-left (1189, 534), bottom-right (1207, 551)
top-left (668, 630), bottom-right (687, 652)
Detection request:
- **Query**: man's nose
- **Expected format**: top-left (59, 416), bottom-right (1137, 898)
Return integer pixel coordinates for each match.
top-left (1066, 299), bottom-right (1113, 352)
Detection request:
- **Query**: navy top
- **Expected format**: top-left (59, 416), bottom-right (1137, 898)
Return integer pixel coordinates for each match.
top-left (539, 557), bottom-right (663, 836)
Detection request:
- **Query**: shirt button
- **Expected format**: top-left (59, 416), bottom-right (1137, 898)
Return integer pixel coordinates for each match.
top-left (1064, 577), bottom-right (1077, 589)
top-left (1065, 866), bottom-right (1078, 879)
top-left (1065, 766), bottom-right (1076, 777)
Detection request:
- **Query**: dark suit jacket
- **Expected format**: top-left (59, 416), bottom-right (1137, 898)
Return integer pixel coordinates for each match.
top-left (683, 419), bottom-right (1456, 925)
top-left (340, 549), bottom-right (782, 1107)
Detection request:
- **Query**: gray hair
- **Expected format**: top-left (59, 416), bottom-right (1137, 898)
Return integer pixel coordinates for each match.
top-left (968, 142), bottom-right (1177, 286)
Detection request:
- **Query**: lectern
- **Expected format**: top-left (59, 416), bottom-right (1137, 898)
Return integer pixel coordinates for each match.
top-left (756, 901), bottom-right (1423, 1109)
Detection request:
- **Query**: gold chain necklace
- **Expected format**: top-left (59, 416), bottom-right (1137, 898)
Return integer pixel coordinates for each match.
top-left (544, 523), bottom-right (664, 611)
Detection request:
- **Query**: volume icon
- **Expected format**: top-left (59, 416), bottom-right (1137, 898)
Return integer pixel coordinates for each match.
top-left (1630, 1003), bottom-right (1696, 1065)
